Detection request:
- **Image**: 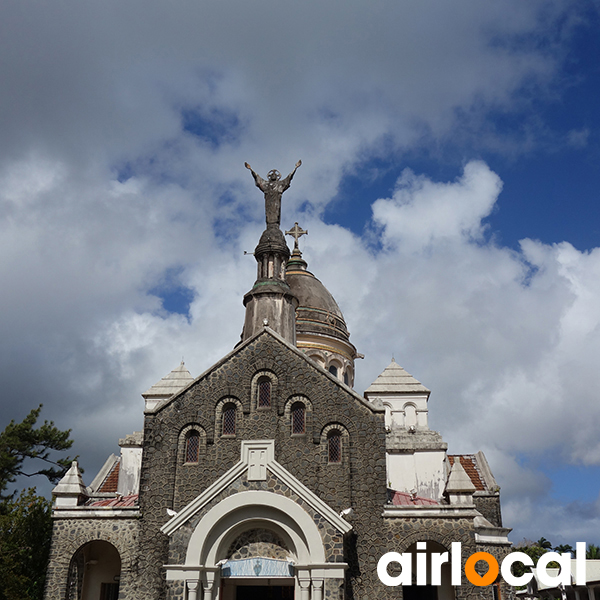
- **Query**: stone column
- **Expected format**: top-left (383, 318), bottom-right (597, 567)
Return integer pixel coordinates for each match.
top-left (202, 570), bottom-right (216, 600)
top-left (311, 578), bottom-right (324, 600)
top-left (186, 580), bottom-right (199, 600)
top-left (298, 571), bottom-right (311, 600)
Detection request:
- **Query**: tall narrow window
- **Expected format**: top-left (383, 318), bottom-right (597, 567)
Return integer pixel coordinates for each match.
top-left (291, 402), bottom-right (305, 435)
top-left (222, 403), bottom-right (236, 436)
top-left (328, 430), bottom-right (342, 463)
top-left (328, 365), bottom-right (338, 378)
top-left (257, 377), bottom-right (271, 408)
top-left (185, 431), bottom-right (200, 463)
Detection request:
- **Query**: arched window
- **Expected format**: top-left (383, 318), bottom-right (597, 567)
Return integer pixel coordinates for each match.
top-left (257, 377), bottom-right (271, 408)
top-left (185, 431), bottom-right (200, 463)
top-left (222, 403), bottom-right (236, 436)
top-left (328, 430), bottom-right (342, 463)
top-left (328, 365), bottom-right (338, 378)
top-left (291, 402), bottom-right (305, 435)
top-left (343, 371), bottom-right (349, 385)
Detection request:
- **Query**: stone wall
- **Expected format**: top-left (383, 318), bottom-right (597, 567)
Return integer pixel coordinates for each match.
top-left (473, 493), bottom-right (503, 528)
top-left (138, 331), bottom-right (388, 599)
top-left (43, 515), bottom-right (140, 600)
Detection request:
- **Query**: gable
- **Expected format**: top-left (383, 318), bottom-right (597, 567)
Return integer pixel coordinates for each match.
top-left (146, 327), bottom-right (382, 418)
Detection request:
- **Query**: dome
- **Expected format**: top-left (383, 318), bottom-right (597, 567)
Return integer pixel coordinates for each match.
top-left (286, 249), bottom-right (357, 385)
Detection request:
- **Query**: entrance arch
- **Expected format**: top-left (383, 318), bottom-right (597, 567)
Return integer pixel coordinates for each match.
top-left (167, 491), bottom-right (345, 600)
top-left (66, 540), bottom-right (121, 600)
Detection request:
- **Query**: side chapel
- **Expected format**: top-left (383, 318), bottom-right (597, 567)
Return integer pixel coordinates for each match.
top-left (44, 163), bottom-right (513, 600)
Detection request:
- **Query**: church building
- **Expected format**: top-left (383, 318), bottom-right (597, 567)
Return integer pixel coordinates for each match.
top-left (44, 165), bottom-right (513, 600)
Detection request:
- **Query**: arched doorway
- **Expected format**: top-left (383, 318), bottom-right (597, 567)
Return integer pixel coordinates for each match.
top-left (218, 526), bottom-right (296, 600)
top-left (402, 541), bottom-right (454, 600)
top-left (66, 540), bottom-right (121, 600)
top-left (171, 490), bottom-right (345, 600)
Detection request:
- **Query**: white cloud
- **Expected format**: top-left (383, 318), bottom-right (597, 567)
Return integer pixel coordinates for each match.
top-left (0, 0), bottom-right (596, 542)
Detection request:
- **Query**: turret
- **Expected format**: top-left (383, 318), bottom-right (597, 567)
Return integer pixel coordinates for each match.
top-left (241, 162), bottom-right (301, 343)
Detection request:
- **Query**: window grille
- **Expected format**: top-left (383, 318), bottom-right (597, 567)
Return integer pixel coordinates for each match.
top-left (258, 378), bottom-right (271, 408)
top-left (291, 403), bottom-right (305, 434)
top-left (185, 431), bottom-right (200, 463)
top-left (222, 404), bottom-right (236, 436)
top-left (328, 431), bottom-right (341, 463)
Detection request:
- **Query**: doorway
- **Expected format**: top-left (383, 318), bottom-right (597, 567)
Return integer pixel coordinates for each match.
top-left (235, 585), bottom-right (294, 599)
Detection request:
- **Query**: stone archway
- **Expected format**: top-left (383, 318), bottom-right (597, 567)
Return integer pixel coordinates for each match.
top-left (168, 490), bottom-right (346, 600)
top-left (65, 540), bottom-right (121, 600)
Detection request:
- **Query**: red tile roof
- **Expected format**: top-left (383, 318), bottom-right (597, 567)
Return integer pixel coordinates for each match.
top-left (89, 494), bottom-right (138, 507)
top-left (448, 455), bottom-right (485, 491)
top-left (98, 461), bottom-right (120, 493)
top-left (389, 491), bottom-right (439, 506)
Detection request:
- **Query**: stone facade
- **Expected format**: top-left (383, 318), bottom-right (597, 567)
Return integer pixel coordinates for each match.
top-left (44, 200), bottom-right (513, 600)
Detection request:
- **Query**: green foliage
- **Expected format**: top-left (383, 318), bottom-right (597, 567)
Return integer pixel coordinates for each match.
top-left (0, 488), bottom-right (53, 600)
top-left (554, 544), bottom-right (574, 554)
top-left (0, 406), bottom-right (75, 599)
top-left (0, 404), bottom-right (73, 500)
top-left (511, 541), bottom-right (552, 580)
top-left (537, 537), bottom-right (552, 550)
top-left (587, 544), bottom-right (600, 559)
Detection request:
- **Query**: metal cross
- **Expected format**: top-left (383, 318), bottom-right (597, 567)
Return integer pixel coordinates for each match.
top-left (285, 222), bottom-right (308, 251)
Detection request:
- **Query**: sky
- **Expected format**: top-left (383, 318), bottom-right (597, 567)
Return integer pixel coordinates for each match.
top-left (1, 0), bottom-right (599, 546)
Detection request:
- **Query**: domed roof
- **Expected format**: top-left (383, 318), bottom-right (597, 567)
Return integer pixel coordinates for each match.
top-left (286, 250), bottom-right (351, 345)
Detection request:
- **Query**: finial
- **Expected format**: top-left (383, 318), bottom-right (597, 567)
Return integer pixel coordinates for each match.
top-left (285, 222), bottom-right (308, 253)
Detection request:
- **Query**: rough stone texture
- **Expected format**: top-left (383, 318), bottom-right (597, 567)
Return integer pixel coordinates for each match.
top-left (473, 492), bottom-right (503, 527)
top-left (43, 516), bottom-right (140, 600)
top-left (227, 528), bottom-right (290, 560)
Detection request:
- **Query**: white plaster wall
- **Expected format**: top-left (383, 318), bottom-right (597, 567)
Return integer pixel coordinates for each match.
top-left (381, 394), bottom-right (429, 430)
top-left (117, 446), bottom-right (142, 496)
top-left (387, 451), bottom-right (447, 501)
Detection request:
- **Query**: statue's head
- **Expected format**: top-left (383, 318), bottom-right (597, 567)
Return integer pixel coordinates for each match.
top-left (268, 169), bottom-right (281, 182)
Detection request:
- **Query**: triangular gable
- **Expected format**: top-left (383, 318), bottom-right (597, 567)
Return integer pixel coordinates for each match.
top-left (161, 439), bottom-right (352, 537)
top-left (147, 326), bottom-right (383, 416)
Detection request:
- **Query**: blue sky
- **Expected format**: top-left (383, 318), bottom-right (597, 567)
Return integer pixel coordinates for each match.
top-left (0, 0), bottom-right (599, 546)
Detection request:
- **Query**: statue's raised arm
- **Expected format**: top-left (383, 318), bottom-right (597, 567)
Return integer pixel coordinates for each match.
top-left (245, 162), bottom-right (267, 192)
top-left (280, 160), bottom-right (302, 190)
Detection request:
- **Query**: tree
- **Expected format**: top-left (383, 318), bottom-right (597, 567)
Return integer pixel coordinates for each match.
top-left (587, 544), bottom-right (600, 559)
top-left (0, 404), bottom-right (74, 500)
top-left (537, 537), bottom-right (552, 550)
top-left (0, 489), bottom-right (52, 600)
top-left (0, 406), bottom-right (74, 600)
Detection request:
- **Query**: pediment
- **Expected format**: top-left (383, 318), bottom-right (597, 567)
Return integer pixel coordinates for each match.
top-left (161, 440), bottom-right (352, 537)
